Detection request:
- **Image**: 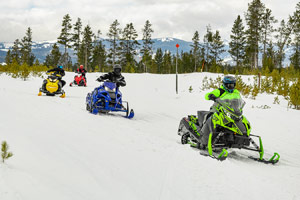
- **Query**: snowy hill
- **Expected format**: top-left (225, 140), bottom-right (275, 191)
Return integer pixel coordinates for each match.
top-left (0, 72), bottom-right (300, 200)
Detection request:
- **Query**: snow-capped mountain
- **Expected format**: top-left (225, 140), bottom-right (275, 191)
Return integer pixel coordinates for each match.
top-left (0, 41), bottom-right (61, 64)
top-left (0, 38), bottom-right (292, 66)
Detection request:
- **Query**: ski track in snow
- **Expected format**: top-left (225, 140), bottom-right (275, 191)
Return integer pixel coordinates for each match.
top-left (0, 72), bottom-right (300, 200)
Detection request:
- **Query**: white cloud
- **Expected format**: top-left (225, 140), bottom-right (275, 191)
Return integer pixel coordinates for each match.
top-left (0, 0), bottom-right (298, 42)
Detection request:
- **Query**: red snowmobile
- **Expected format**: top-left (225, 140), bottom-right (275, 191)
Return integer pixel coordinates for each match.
top-left (70, 72), bottom-right (87, 87)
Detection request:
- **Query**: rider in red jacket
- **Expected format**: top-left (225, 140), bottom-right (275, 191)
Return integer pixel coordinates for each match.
top-left (70, 65), bottom-right (87, 86)
top-left (77, 65), bottom-right (87, 77)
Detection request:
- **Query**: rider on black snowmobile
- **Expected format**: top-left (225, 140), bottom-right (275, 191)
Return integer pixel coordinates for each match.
top-left (42, 65), bottom-right (66, 90)
top-left (198, 75), bottom-right (240, 147)
top-left (96, 64), bottom-right (126, 87)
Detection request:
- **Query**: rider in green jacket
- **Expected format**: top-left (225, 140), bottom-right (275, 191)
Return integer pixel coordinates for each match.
top-left (199, 75), bottom-right (239, 147)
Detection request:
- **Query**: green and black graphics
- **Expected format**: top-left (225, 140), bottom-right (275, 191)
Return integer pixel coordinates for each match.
top-left (178, 92), bottom-right (280, 163)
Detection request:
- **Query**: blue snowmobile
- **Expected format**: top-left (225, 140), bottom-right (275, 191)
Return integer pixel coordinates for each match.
top-left (86, 81), bottom-right (134, 119)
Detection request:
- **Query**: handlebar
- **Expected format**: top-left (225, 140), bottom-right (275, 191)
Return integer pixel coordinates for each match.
top-left (46, 72), bottom-right (62, 77)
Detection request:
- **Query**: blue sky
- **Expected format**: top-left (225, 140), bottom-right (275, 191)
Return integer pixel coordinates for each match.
top-left (0, 0), bottom-right (298, 42)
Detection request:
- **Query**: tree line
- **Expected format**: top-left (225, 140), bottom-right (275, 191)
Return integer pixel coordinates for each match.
top-left (3, 0), bottom-right (300, 75)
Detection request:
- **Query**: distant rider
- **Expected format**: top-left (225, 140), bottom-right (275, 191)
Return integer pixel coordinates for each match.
top-left (42, 65), bottom-right (66, 90)
top-left (76, 65), bottom-right (87, 78)
top-left (96, 64), bottom-right (126, 87)
top-left (198, 76), bottom-right (240, 147)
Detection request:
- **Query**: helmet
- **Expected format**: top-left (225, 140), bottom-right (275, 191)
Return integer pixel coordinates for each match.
top-left (113, 64), bottom-right (122, 76)
top-left (58, 65), bottom-right (63, 69)
top-left (222, 76), bottom-right (236, 93)
top-left (80, 65), bottom-right (83, 69)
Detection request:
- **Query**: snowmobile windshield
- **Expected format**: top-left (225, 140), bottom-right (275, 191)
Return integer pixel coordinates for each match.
top-left (104, 82), bottom-right (116, 92)
top-left (217, 93), bottom-right (245, 117)
top-left (48, 75), bottom-right (58, 82)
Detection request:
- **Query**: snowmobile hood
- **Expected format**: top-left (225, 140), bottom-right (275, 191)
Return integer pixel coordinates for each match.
top-left (104, 82), bottom-right (117, 90)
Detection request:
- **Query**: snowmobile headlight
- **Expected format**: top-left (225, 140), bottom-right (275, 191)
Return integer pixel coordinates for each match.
top-left (104, 86), bottom-right (116, 92)
top-left (224, 109), bottom-right (231, 118)
top-left (231, 114), bottom-right (242, 121)
top-left (224, 109), bottom-right (241, 121)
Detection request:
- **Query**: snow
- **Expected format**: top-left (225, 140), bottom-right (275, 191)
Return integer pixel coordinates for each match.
top-left (159, 37), bottom-right (174, 42)
top-left (2, 43), bottom-right (14, 49)
top-left (221, 56), bottom-right (234, 65)
top-left (0, 72), bottom-right (300, 200)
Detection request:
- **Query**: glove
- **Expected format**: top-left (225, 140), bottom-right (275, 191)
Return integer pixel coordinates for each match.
top-left (208, 94), bottom-right (217, 102)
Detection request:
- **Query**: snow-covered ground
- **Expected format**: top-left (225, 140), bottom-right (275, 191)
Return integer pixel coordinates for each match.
top-left (0, 72), bottom-right (300, 200)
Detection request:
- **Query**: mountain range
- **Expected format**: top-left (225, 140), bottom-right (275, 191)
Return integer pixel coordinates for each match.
top-left (0, 37), bottom-right (292, 66)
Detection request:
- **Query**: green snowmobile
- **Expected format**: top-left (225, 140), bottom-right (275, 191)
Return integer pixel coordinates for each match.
top-left (177, 93), bottom-right (280, 164)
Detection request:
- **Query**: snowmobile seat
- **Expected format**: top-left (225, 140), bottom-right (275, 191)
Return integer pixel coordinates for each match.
top-left (197, 111), bottom-right (211, 128)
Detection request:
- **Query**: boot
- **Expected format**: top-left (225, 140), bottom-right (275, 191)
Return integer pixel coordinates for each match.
top-left (60, 92), bottom-right (66, 98)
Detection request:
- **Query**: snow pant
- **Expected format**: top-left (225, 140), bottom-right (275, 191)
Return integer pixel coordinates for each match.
top-left (42, 80), bottom-right (47, 90)
top-left (199, 114), bottom-right (216, 145)
top-left (60, 80), bottom-right (66, 87)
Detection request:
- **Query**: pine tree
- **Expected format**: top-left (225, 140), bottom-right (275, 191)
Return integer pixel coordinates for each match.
top-left (92, 30), bottom-right (106, 72)
top-left (57, 14), bottom-right (72, 68)
top-left (20, 27), bottom-right (35, 66)
top-left (78, 24), bottom-right (94, 71)
top-left (289, 78), bottom-right (300, 109)
top-left (58, 53), bottom-right (72, 70)
top-left (275, 3), bottom-right (300, 68)
top-left (120, 23), bottom-right (139, 70)
top-left (290, 31), bottom-right (300, 70)
top-left (107, 19), bottom-right (122, 67)
top-left (203, 25), bottom-right (213, 70)
top-left (245, 0), bottom-right (265, 69)
top-left (1, 141), bottom-right (13, 163)
top-left (191, 31), bottom-right (200, 72)
top-left (210, 30), bottom-right (225, 64)
top-left (44, 43), bottom-right (62, 67)
top-left (141, 20), bottom-right (154, 72)
top-left (261, 8), bottom-right (277, 62)
top-left (72, 18), bottom-right (83, 62)
top-left (11, 39), bottom-right (21, 64)
top-left (275, 20), bottom-right (289, 69)
top-left (154, 48), bottom-right (163, 74)
top-left (229, 15), bottom-right (246, 69)
top-left (162, 50), bottom-right (172, 74)
top-left (289, 3), bottom-right (300, 70)
top-left (264, 41), bottom-right (276, 71)
top-left (181, 51), bottom-right (193, 73)
top-left (5, 50), bottom-right (12, 65)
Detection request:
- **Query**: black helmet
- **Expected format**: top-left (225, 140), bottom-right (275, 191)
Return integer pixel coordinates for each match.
top-left (222, 76), bottom-right (236, 93)
top-left (113, 64), bottom-right (122, 75)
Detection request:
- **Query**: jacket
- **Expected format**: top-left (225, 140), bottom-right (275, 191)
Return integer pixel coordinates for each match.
top-left (205, 85), bottom-right (240, 111)
top-left (47, 67), bottom-right (65, 78)
top-left (97, 72), bottom-right (126, 87)
top-left (77, 68), bottom-right (87, 76)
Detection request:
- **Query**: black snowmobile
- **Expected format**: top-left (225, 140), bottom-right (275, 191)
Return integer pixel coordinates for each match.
top-left (177, 93), bottom-right (280, 164)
